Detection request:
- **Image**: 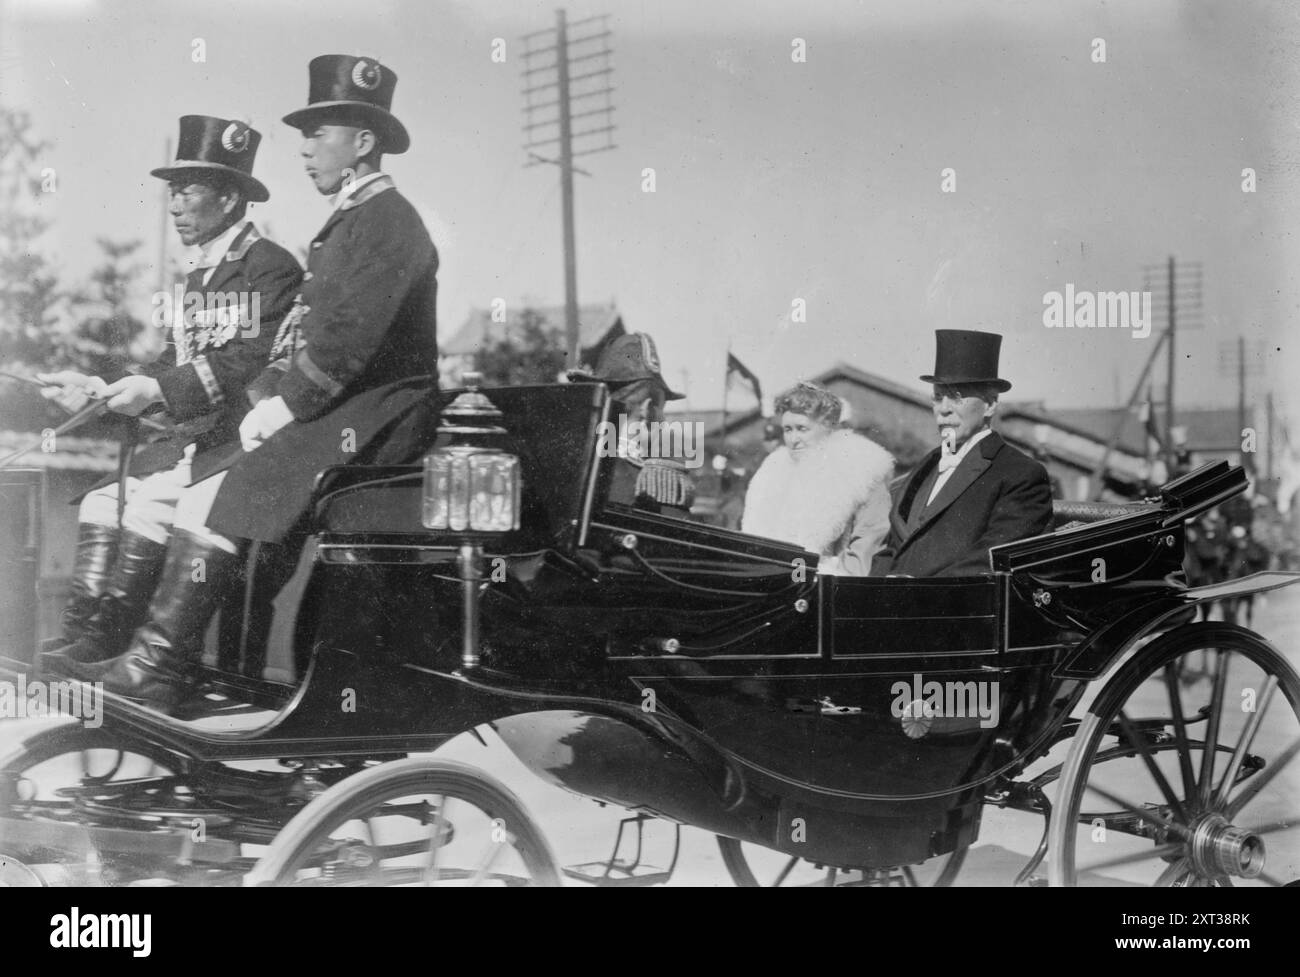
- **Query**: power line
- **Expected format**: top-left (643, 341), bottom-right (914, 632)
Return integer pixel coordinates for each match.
top-left (520, 9), bottom-right (616, 367)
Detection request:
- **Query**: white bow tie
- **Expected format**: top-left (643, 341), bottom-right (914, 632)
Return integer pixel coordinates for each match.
top-left (937, 447), bottom-right (961, 474)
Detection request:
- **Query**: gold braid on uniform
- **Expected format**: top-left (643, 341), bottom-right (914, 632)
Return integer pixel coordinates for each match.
top-left (635, 457), bottom-right (695, 508)
top-left (267, 297), bottom-right (309, 369)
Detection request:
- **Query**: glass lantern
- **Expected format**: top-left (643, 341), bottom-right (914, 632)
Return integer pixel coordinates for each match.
top-left (421, 373), bottom-right (520, 533)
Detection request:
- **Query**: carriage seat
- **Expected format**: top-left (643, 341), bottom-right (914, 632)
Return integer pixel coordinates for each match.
top-left (1051, 499), bottom-right (1155, 533)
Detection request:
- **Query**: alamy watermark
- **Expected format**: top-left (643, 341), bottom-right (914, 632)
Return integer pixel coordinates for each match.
top-left (595, 414), bottom-right (705, 469)
top-left (0, 676), bottom-right (103, 728)
top-left (890, 673), bottom-right (999, 735)
top-left (150, 286), bottom-right (261, 337)
top-left (1042, 283), bottom-right (1151, 339)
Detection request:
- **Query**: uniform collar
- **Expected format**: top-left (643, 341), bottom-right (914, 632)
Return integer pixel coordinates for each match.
top-left (195, 219), bottom-right (254, 270)
top-left (332, 172), bottom-right (393, 212)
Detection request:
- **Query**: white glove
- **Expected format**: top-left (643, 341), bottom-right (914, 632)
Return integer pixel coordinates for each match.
top-left (102, 375), bottom-right (163, 416)
top-left (37, 371), bottom-right (108, 413)
top-left (239, 395), bottom-right (295, 452)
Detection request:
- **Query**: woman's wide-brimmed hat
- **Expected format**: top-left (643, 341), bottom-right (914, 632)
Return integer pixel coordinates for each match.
top-left (150, 115), bottom-right (269, 203)
top-left (282, 54), bottom-right (410, 154)
top-left (919, 329), bottom-right (1012, 392)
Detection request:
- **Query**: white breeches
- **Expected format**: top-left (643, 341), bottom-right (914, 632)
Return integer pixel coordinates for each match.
top-left (79, 449), bottom-right (237, 554)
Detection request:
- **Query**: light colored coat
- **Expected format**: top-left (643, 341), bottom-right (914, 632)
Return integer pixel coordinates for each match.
top-left (742, 429), bottom-right (895, 575)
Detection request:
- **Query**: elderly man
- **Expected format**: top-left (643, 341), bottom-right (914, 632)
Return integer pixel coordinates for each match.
top-left (70, 55), bottom-right (439, 711)
top-left (40, 115), bottom-right (301, 674)
top-left (870, 329), bottom-right (1053, 577)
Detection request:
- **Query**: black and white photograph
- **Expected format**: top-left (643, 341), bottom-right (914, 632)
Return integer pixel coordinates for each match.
top-left (0, 0), bottom-right (1297, 914)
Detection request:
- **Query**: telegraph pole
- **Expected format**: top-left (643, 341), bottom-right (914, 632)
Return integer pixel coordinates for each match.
top-left (1166, 255), bottom-right (1176, 462)
top-left (1266, 392), bottom-right (1275, 483)
top-left (556, 10), bottom-right (579, 368)
top-left (1219, 335), bottom-right (1265, 476)
top-left (1143, 257), bottom-right (1202, 471)
top-left (521, 11), bottom-right (616, 368)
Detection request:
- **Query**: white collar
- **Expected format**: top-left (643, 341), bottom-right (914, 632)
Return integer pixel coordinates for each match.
top-left (331, 171), bottom-right (388, 211)
top-left (943, 427), bottom-right (993, 463)
top-left (195, 219), bottom-right (250, 270)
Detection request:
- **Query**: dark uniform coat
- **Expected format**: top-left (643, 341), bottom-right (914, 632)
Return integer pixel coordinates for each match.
top-left (83, 224), bottom-right (301, 494)
top-left (869, 432), bottom-right (1053, 577)
top-left (207, 176), bottom-right (440, 543)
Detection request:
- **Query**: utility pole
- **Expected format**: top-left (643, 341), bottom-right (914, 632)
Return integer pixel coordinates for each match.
top-left (1166, 255), bottom-right (1175, 462)
top-left (1143, 257), bottom-right (1202, 471)
top-left (1239, 335), bottom-right (1247, 472)
top-left (1218, 335), bottom-right (1265, 477)
top-left (1266, 392), bottom-right (1275, 483)
top-left (521, 11), bottom-right (616, 368)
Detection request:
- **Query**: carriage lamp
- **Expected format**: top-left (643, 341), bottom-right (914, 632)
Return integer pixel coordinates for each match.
top-left (422, 374), bottom-right (520, 532)
top-left (421, 373), bottom-right (520, 670)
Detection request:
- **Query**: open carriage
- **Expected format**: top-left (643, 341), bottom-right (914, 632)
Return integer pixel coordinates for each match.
top-left (1, 379), bottom-right (1297, 887)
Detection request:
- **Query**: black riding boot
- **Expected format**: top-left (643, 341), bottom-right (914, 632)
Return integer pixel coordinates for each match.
top-left (49, 523), bottom-right (120, 648)
top-left (41, 531), bottom-right (167, 674)
top-left (69, 531), bottom-right (241, 712)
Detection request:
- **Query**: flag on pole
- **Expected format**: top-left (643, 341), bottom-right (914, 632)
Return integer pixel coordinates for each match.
top-left (725, 352), bottom-right (762, 407)
top-left (1137, 385), bottom-right (1165, 462)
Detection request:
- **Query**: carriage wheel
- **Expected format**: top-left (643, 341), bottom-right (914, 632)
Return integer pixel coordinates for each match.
top-left (1048, 623), bottom-right (1300, 887)
top-left (716, 835), bottom-right (967, 887)
top-left (245, 758), bottom-right (561, 887)
top-left (0, 723), bottom-right (181, 884)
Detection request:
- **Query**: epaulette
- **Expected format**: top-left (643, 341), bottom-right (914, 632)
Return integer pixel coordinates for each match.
top-left (635, 457), bottom-right (695, 508)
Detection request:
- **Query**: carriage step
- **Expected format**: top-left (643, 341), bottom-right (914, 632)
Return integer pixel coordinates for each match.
top-left (563, 813), bottom-right (680, 886)
top-left (562, 860), bottom-right (674, 887)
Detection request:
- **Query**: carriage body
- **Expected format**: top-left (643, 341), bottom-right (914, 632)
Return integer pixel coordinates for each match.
top-left (3, 379), bottom-right (1295, 885)
top-left (269, 382), bottom-right (1220, 869)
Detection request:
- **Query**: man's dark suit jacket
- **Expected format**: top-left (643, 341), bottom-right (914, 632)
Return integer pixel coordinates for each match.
top-left (80, 224), bottom-right (301, 496)
top-left (207, 176), bottom-right (440, 543)
top-left (869, 432), bottom-right (1053, 577)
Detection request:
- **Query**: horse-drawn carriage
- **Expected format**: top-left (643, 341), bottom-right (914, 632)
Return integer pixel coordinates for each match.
top-left (1, 379), bottom-right (1297, 886)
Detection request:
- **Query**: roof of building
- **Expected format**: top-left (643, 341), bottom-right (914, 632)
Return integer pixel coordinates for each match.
top-left (441, 302), bottom-right (624, 357)
top-left (1048, 405), bottom-right (1253, 453)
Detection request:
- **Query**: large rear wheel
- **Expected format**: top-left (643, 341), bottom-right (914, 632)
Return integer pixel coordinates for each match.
top-left (1048, 623), bottom-right (1300, 886)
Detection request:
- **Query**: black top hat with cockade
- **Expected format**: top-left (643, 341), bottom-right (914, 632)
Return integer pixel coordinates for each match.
top-left (150, 115), bottom-right (269, 202)
top-left (282, 54), bottom-right (410, 154)
top-left (919, 329), bottom-right (1013, 393)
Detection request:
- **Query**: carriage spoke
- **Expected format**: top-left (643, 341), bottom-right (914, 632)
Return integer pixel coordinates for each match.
top-left (1083, 782), bottom-right (1192, 839)
top-left (422, 795), bottom-right (449, 886)
top-left (1213, 675), bottom-right (1277, 809)
top-left (770, 856), bottom-right (800, 887)
top-left (468, 837), bottom-right (507, 886)
top-left (1224, 737), bottom-right (1300, 821)
top-left (1153, 857), bottom-right (1193, 886)
top-left (1240, 817), bottom-right (1298, 838)
top-left (1078, 841), bottom-right (1185, 873)
top-left (1117, 711), bottom-right (1186, 822)
top-left (1163, 664), bottom-right (1198, 803)
top-left (1196, 650), bottom-right (1229, 809)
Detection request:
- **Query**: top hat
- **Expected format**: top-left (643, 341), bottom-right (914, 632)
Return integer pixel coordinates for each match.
top-left (150, 115), bottom-right (269, 203)
top-left (282, 55), bottom-right (409, 154)
top-left (567, 333), bottom-right (684, 400)
top-left (919, 329), bottom-right (1012, 392)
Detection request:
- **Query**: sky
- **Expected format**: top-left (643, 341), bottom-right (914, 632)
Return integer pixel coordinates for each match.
top-left (2, 0), bottom-right (1298, 435)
